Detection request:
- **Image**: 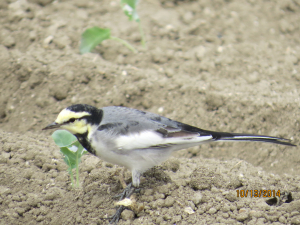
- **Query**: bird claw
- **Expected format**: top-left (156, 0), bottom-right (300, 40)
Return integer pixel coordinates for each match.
top-left (108, 206), bottom-right (125, 224)
top-left (109, 183), bottom-right (137, 224)
top-left (113, 183), bottom-right (134, 200)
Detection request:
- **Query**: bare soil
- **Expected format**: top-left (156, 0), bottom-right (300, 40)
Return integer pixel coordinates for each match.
top-left (1, 0), bottom-right (300, 224)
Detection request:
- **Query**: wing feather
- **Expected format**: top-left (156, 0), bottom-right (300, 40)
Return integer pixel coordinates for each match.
top-left (98, 106), bottom-right (214, 150)
top-left (98, 106), bottom-right (295, 151)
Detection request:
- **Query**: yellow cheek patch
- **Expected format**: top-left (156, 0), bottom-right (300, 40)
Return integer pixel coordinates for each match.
top-left (61, 119), bottom-right (88, 134)
top-left (55, 109), bottom-right (90, 124)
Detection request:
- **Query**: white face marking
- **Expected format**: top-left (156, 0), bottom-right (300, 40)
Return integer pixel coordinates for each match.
top-left (55, 109), bottom-right (90, 124)
top-left (115, 130), bottom-right (213, 150)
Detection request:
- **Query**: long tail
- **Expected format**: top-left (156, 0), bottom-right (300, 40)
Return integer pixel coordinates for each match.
top-left (208, 131), bottom-right (296, 146)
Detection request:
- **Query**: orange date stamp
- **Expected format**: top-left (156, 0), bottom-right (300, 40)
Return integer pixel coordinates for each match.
top-left (236, 190), bottom-right (281, 198)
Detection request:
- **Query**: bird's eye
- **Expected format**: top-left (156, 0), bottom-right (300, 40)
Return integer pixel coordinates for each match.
top-left (69, 118), bottom-right (76, 123)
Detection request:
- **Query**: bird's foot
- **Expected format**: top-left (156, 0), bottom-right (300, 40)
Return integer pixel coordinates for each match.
top-left (113, 183), bottom-right (139, 201)
top-left (108, 205), bottom-right (125, 224)
top-left (109, 183), bottom-right (138, 224)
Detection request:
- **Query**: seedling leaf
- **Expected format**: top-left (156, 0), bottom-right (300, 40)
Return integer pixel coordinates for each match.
top-left (80, 27), bottom-right (111, 54)
top-left (52, 130), bottom-right (77, 147)
top-left (60, 147), bottom-right (76, 171)
top-left (60, 142), bottom-right (86, 168)
top-left (121, 0), bottom-right (140, 22)
top-left (72, 141), bottom-right (87, 160)
top-left (51, 130), bottom-right (87, 188)
top-left (120, 0), bottom-right (146, 48)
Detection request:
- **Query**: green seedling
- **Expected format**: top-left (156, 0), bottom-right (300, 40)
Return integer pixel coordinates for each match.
top-left (80, 26), bottom-right (137, 54)
top-left (52, 130), bottom-right (87, 188)
top-left (121, 0), bottom-right (146, 48)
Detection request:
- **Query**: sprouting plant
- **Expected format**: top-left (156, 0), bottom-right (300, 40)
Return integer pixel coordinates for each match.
top-left (80, 27), bottom-right (137, 54)
top-left (52, 130), bottom-right (87, 188)
top-left (121, 0), bottom-right (146, 48)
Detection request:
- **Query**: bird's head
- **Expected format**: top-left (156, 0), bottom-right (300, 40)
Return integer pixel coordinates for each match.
top-left (42, 104), bottom-right (103, 135)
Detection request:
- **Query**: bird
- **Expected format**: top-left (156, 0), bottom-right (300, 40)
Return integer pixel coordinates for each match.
top-left (43, 104), bottom-right (295, 223)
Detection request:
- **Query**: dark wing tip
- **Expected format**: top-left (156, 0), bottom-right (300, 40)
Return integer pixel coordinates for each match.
top-left (156, 126), bottom-right (201, 138)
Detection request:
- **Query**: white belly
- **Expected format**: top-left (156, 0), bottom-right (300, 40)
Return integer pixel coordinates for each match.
top-left (90, 135), bottom-right (173, 173)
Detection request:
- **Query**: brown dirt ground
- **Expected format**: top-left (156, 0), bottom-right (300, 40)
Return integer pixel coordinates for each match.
top-left (1, 0), bottom-right (300, 224)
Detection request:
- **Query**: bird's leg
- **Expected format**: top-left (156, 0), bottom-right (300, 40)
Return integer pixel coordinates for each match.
top-left (109, 182), bottom-right (137, 224)
top-left (109, 205), bottom-right (126, 224)
top-left (113, 182), bottom-right (134, 200)
top-left (109, 171), bottom-right (141, 224)
top-left (113, 170), bottom-right (141, 199)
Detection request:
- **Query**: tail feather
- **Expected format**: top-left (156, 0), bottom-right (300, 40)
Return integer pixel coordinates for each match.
top-left (210, 131), bottom-right (296, 146)
top-left (178, 124), bottom-right (295, 147)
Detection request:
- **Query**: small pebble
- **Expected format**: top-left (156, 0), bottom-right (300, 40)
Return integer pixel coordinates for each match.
top-left (222, 213), bottom-right (229, 218)
top-left (164, 196), bottom-right (175, 207)
top-left (192, 192), bottom-right (203, 205)
top-left (236, 212), bottom-right (249, 222)
top-left (279, 216), bottom-right (287, 223)
top-left (208, 208), bottom-right (217, 214)
top-left (43, 35), bottom-right (53, 48)
top-left (121, 209), bottom-right (135, 221)
top-left (184, 207), bottom-right (195, 214)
